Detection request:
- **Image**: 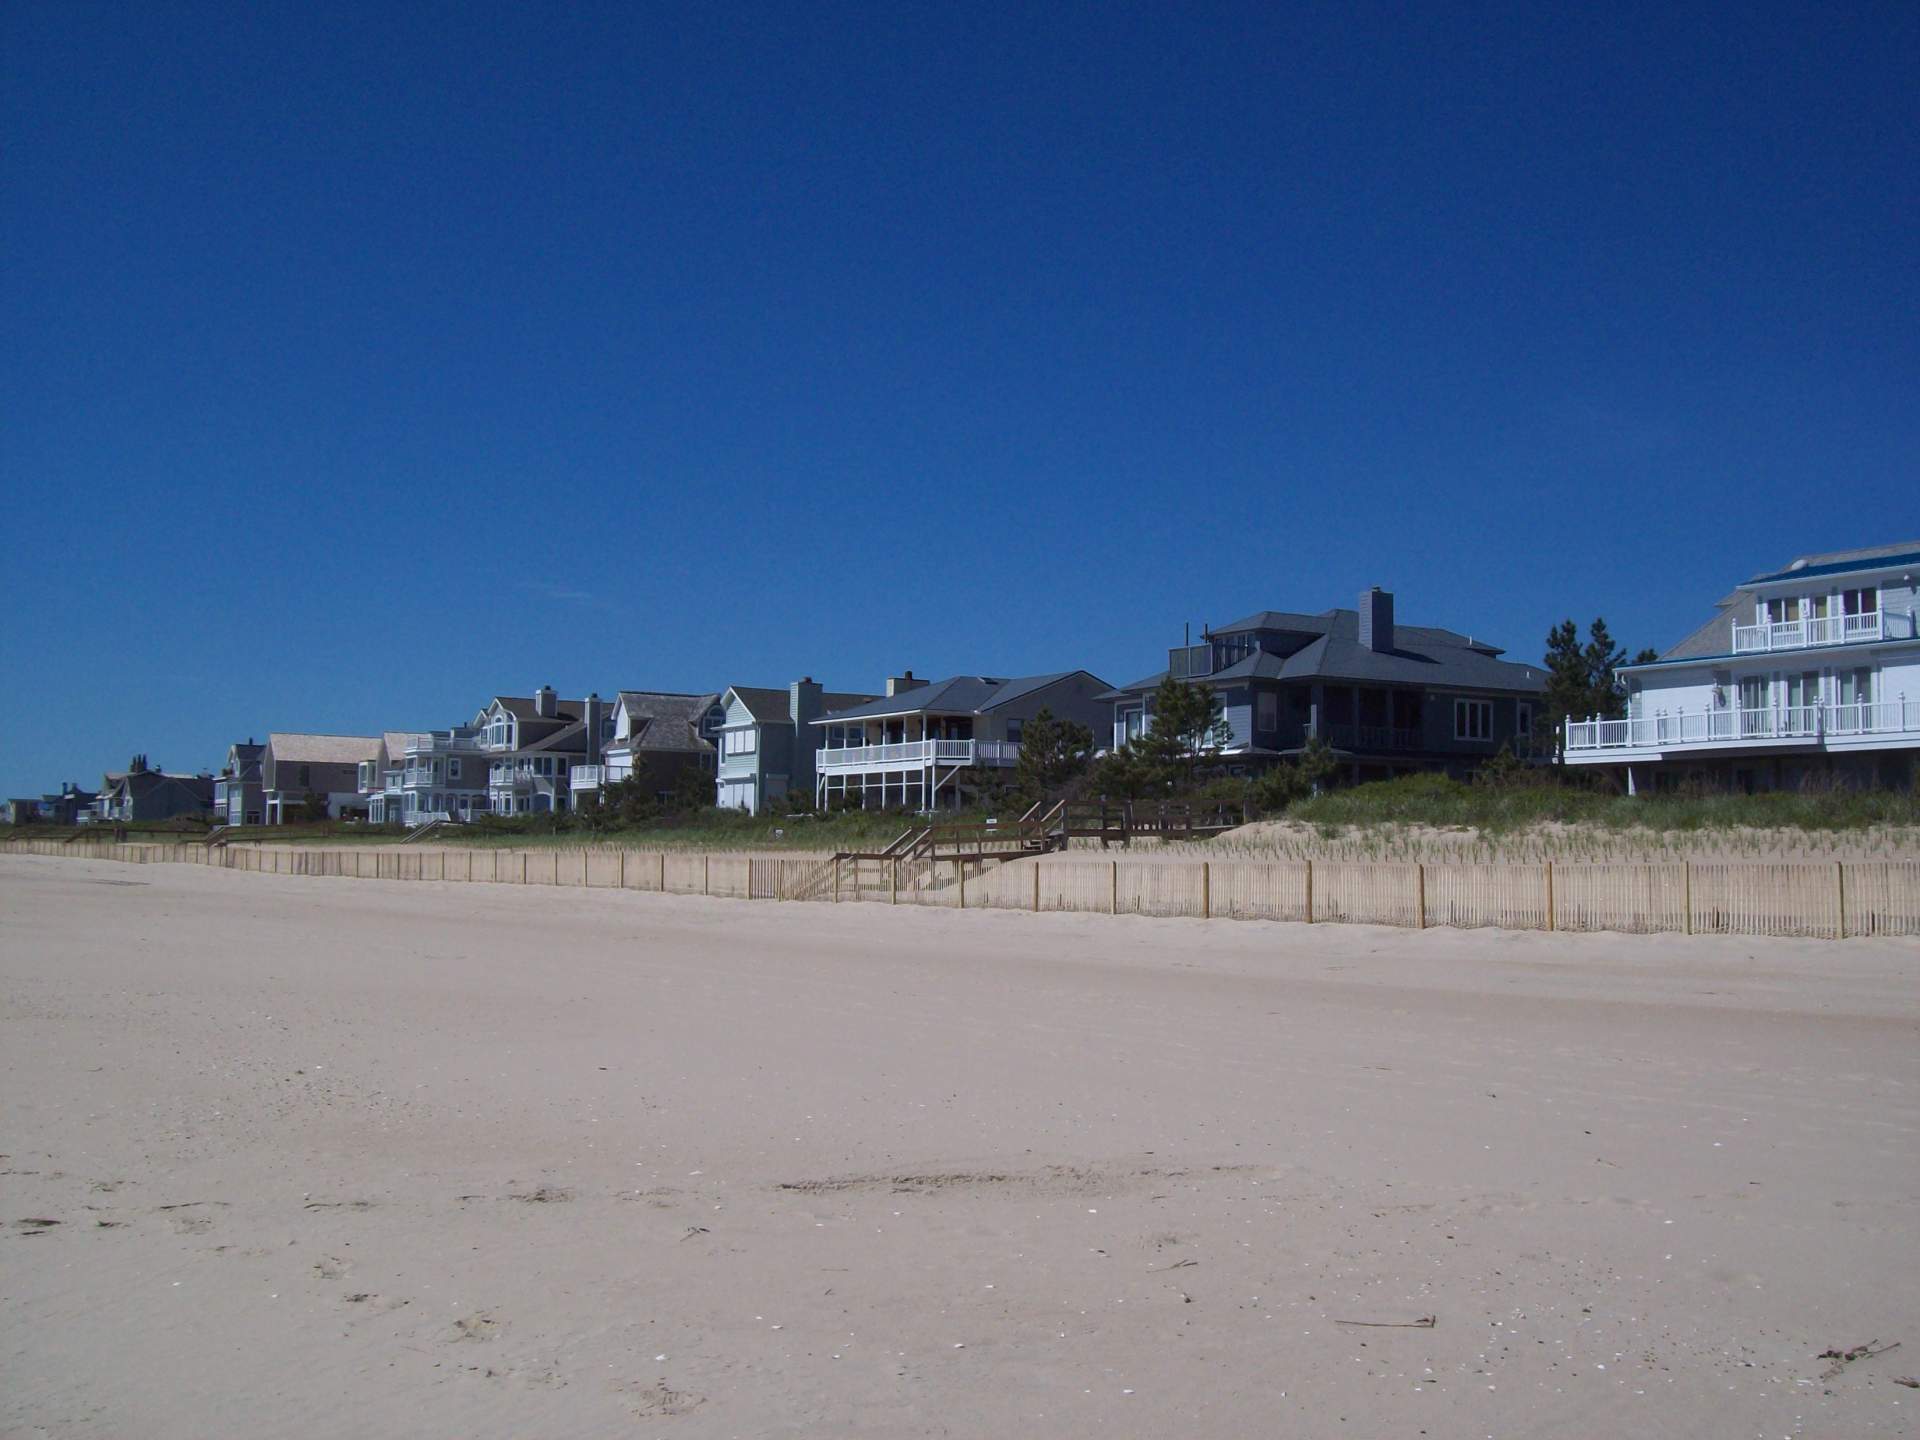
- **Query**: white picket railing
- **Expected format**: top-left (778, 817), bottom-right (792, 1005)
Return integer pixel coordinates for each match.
top-left (817, 740), bottom-right (982, 770)
top-left (1732, 611), bottom-right (1885, 654)
top-left (1566, 699), bottom-right (1920, 752)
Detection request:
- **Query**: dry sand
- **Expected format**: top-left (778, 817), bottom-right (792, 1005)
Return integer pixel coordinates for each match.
top-left (3, 853), bottom-right (1917, 1438)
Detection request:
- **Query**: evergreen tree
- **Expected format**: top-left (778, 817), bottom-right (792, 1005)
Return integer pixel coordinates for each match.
top-left (1139, 676), bottom-right (1232, 786)
top-left (1012, 707), bottom-right (1093, 800)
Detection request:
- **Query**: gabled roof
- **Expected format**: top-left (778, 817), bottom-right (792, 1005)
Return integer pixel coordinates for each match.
top-left (488, 696), bottom-right (587, 724)
top-left (725, 685), bottom-right (880, 724)
top-left (267, 733), bottom-right (381, 764)
top-left (1100, 610), bottom-right (1543, 699)
top-left (812, 671), bottom-right (1105, 724)
top-left (382, 730), bottom-right (426, 759)
top-left (606, 691), bottom-right (721, 755)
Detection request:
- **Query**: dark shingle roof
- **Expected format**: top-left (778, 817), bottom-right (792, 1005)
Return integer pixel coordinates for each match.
top-left (1100, 610), bottom-right (1544, 699)
top-left (727, 686), bottom-right (880, 723)
top-left (607, 691), bottom-right (721, 755)
top-left (813, 672), bottom-right (1104, 724)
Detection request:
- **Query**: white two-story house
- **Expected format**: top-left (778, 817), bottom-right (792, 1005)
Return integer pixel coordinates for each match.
top-left (1564, 542), bottom-right (1920, 792)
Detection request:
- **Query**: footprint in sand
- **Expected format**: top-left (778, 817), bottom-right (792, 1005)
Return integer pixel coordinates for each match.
top-left (452, 1313), bottom-right (502, 1342)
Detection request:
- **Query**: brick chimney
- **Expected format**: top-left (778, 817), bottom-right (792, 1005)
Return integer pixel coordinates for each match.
top-left (886, 670), bottom-right (927, 698)
top-left (1359, 588), bottom-right (1395, 653)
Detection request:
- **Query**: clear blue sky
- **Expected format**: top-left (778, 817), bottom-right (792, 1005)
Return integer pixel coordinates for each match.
top-left (3, 2), bottom-right (1915, 794)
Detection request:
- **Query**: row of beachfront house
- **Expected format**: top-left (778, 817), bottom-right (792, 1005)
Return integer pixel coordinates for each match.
top-left (18, 546), bottom-right (1919, 825)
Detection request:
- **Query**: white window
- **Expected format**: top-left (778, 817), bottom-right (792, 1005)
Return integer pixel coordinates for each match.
top-left (1453, 699), bottom-right (1492, 741)
top-left (724, 728), bottom-right (758, 756)
top-left (1256, 691), bottom-right (1278, 733)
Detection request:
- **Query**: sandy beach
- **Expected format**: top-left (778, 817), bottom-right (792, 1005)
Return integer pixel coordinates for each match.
top-left (2, 853), bottom-right (1917, 1438)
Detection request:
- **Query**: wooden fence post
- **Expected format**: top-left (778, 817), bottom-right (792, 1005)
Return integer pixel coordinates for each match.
top-left (834, 860), bottom-right (841, 903)
top-left (703, 855), bottom-right (710, 895)
top-left (890, 858), bottom-right (898, 905)
top-left (1202, 860), bottom-right (1210, 920)
top-left (521, 852), bottom-right (528, 885)
top-left (1304, 859), bottom-right (1314, 924)
top-left (617, 850), bottom-right (625, 888)
top-left (1415, 863), bottom-right (1426, 929)
top-left (1111, 860), bottom-right (1119, 915)
top-left (582, 851), bottom-right (589, 886)
top-left (1545, 860), bottom-right (1555, 932)
top-left (1836, 861), bottom-right (1846, 939)
top-left (659, 852), bottom-right (666, 891)
top-left (957, 857), bottom-right (965, 909)
top-left (1033, 862), bottom-right (1041, 912)
top-left (1683, 861), bottom-right (1692, 935)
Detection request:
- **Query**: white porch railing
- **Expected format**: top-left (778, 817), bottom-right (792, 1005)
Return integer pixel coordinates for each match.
top-left (1565, 700), bottom-right (1920, 752)
top-left (1732, 611), bottom-right (1884, 654)
top-left (570, 765), bottom-right (605, 790)
top-left (816, 739), bottom-right (984, 771)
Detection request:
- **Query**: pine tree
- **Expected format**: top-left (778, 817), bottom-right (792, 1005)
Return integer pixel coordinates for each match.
top-left (1139, 676), bottom-right (1233, 787)
top-left (1013, 707), bottom-right (1093, 800)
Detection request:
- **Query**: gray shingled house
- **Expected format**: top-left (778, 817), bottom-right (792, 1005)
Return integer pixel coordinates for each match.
top-left (262, 733), bottom-right (381, 823)
top-left (811, 669), bottom-right (1112, 811)
top-left (1100, 589), bottom-right (1546, 783)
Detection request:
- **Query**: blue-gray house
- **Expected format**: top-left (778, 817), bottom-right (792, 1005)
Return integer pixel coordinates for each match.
top-left (1101, 589), bottom-right (1546, 782)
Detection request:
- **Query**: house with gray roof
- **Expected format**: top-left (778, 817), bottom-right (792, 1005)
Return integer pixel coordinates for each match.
top-left (263, 733), bottom-right (381, 823)
top-left (714, 679), bottom-right (879, 814)
top-left (811, 669), bottom-right (1112, 811)
top-left (95, 756), bottom-right (217, 823)
top-left (1100, 588), bottom-right (1546, 783)
top-left (1563, 543), bottom-right (1920, 792)
top-left (4, 782), bottom-right (97, 826)
top-left (569, 691), bottom-right (724, 809)
top-left (464, 687), bottom-right (603, 816)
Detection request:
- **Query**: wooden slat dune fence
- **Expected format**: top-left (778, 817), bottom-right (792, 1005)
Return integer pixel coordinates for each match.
top-left (4, 841), bottom-right (1917, 942)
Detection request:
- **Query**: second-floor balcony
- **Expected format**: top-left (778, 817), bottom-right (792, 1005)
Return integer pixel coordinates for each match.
top-left (1566, 699), bottom-right (1920, 754)
top-left (815, 739), bottom-right (1021, 772)
top-left (569, 765), bottom-right (605, 791)
top-left (1731, 610), bottom-right (1903, 654)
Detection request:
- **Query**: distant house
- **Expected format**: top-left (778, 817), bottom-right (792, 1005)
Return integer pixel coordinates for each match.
top-left (1100, 589), bottom-right (1547, 783)
top-left (467, 687), bottom-right (607, 816)
top-left (214, 740), bottom-right (265, 826)
top-left (1563, 542), bottom-right (1920, 792)
top-left (262, 734), bottom-right (381, 823)
top-left (714, 679), bottom-right (878, 814)
top-left (96, 757), bottom-right (216, 823)
top-left (7, 785), bottom-right (95, 825)
top-left (811, 669), bottom-right (1113, 811)
top-left (571, 691), bottom-right (723, 809)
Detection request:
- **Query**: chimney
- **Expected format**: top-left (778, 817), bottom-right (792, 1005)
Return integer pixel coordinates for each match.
top-left (534, 685), bottom-right (557, 719)
top-left (1360, 587), bottom-right (1395, 653)
top-left (790, 677), bottom-right (823, 725)
top-left (583, 693), bottom-right (603, 763)
top-left (886, 669), bottom-right (928, 698)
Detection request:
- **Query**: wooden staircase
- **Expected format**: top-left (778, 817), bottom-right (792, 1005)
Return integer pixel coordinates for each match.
top-left (831, 799), bottom-right (1244, 866)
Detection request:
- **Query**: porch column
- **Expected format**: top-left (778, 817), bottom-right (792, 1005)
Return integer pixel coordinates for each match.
top-left (1309, 684), bottom-right (1325, 739)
